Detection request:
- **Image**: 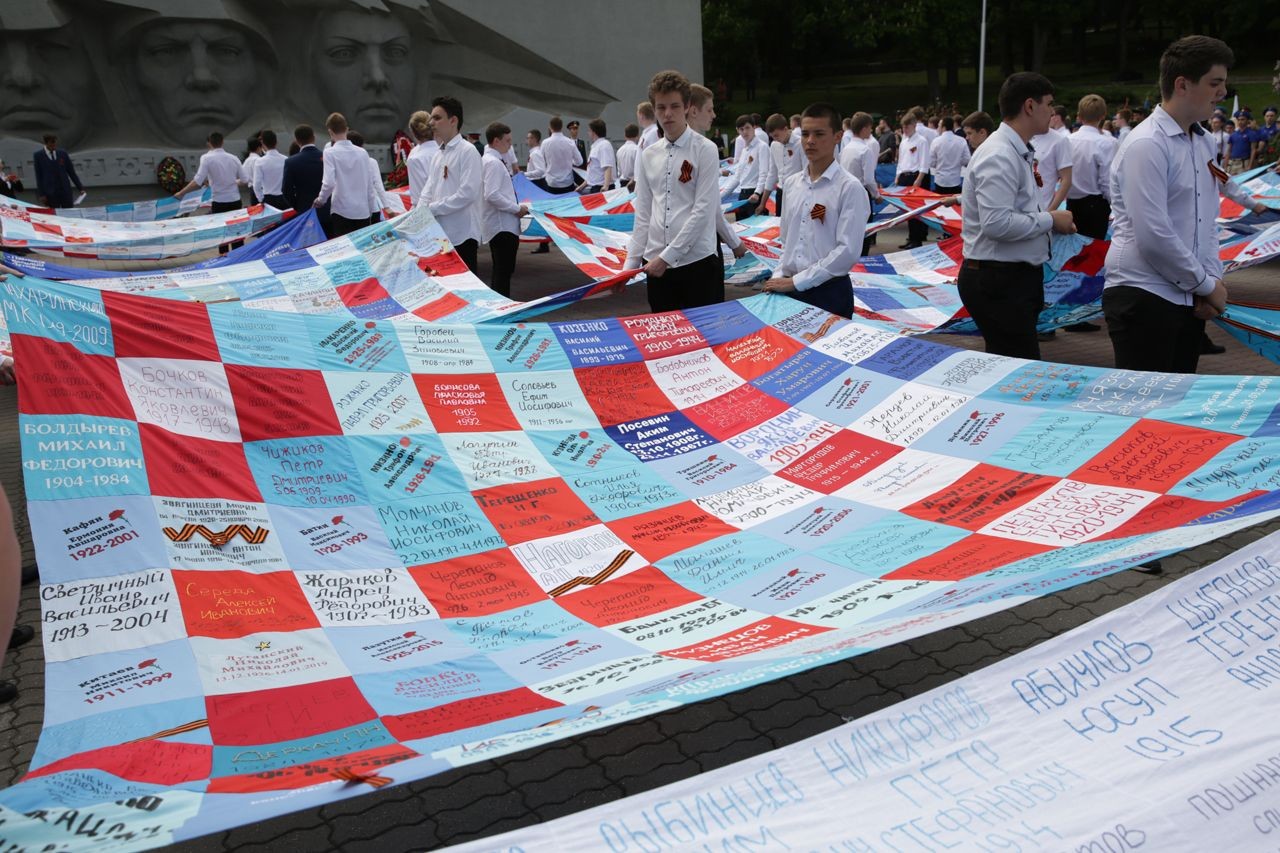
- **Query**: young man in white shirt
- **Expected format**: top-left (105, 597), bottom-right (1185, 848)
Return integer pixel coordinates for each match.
top-left (895, 116), bottom-right (931, 248)
top-left (762, 102), bottom-right (869, 319)
top-left (348, 130), bottom-right (396, 225)
top-left (616, 124), bottom-right (640, 188)
top-left (686, 84), bottom-right (749, 265)
top-left (624, 70), bottom-right (723, 313)
top-left (243, 133), bottom-right (263, 205)
top-left (958, 72), bottom-right (1077, 358)
top-left (540, 115), bottom-right (581, 195)
top-left (481, 122), bottom-right (529, 297)
top-left (1065, 94), bottom-right (1117, 241)
top-left (1114, 108), bottom-right (1133, 141)
top-left (636, 101), bottom-right (659, 152)
top-left (174, 131), bottom-right (248, 253)
top-left (525, 130), bottom-right (547, 184)
top-left (406, 111), bottom-right (439, 203)
top-left (252, 129), bottom-right (288, 210)
top-left (928, 115), bottom-right (971, 196)
top-left (1049, 106), bottom-right (1071, 138)
top-left (725, 115), bottom-right (768, 219)
top-left (313, 112), bottom-right (381, 238)
top-left (765, 113), bottom-right (799, 217)
top-left (421, 95), bottom-right (484, 272)
top-left (1029, 123), bottom-right (1072, 211)
top-left (577, 119), bottom-right (616, 194)
top-left (839, 111), bottom-right (882, 254)
top-left (1104, 36), bottom-right (1267, 374)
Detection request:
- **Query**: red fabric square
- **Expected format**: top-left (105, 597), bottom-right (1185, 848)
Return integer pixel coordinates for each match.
top-left (574, 362), bottom-right (674, 427)
top-left (620, 313), bottom-right (708, 359)
top-left (409, 548), bottom-right (547, 617)
top-left (336, 277), bottom-right (392, 309)
top-left (24, 741), bottom-right (211, 785)
top-left (884, 534), bottom-right (1052, 581)
top-left (713, 327), bottom-right (805, 382)
top-left (776, 430), bottom-right (902, 494)
top-left (414, 373), bottom-right (520, 432)
top-left (901, 463), bottom-right (1057, 531)
top-left (139, 423), bottom-right (262, 501)
top-left (103, 291), bottom-right (220, 361)
top-left (606, 500), bottom-right (738, 563)
top-left (473, 477), bottom-right (600, 545)
top-left (225, 365), bottom-right (341, 441)
top-left (416, 250), bottom-right (470, 278)
top-left (13, 335), bottom-right (133, 419)
top-left (685, 384), bottom-right (790, 442)
top-left (1071, 420), bottom-right (1242, 493)
top-left (412, 291), bottom-right (469, 321)
top-left (556, 565), bottom-right (702, 626)
top-left (660, 617), bottom-right (831, 661)
top-left (173, 569), bottom-right (319, 639)
top-left (382, 687), bottom-right (561, 741)
top-left (206, 677), bottom-right (376, 745)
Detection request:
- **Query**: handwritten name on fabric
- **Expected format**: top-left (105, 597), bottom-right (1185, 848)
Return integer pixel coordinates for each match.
top-left (0, 189), bottom-right (212, 222)
top-left (454, 528), bottom-right (1280, 853)
top-left (5, 279), bottom-right (1280, 849)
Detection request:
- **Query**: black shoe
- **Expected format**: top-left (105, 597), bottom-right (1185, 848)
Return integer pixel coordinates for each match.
top-left (1201, 339), bottom-right (1226, 355)
top-left (9, 625), bottom-right (33, 650)
top-left (1063, 322), bottom-right (1101, 332)
top-left (531, 244), bottom-right (549, 254)
top-left (1134, 560), bottom-right (1163, 574)
top-left (898, 241), bottom-right (913, 249)
top-left (0, 681), bottom-right (15, 704)
top-left (902, 242), bottom-right (923, 250)
top-left (1038, 331), bottom-right (1056, 341)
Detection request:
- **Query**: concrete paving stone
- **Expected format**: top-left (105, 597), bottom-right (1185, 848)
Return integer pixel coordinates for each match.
top-left (578, 719), bottom-right (667, 762)
top-left (500, 743), bottom-right (593, 789)
top-left (762, 704), bottom-right (844, 749)
top-left (782, 659), bottom-right (865, 694)
top-left (958, 606), bottom-right (1028, 636)
top-left (972, 620), bottom-right (1055, 654)
top-left (522, 762), bottom-right (616, 812)
top-left (673, 715), bottom-right (765, 760)
top-left (214, 820), bottom-right (336, 853)
top-left (609, 756), bottom-right (706, 797)
top-left (325, 791), bottom-right (437, 847)
top-left (720, 679), bottom-right (809, 716)
top-left (1011, 594), bottom-right (1075, 620)
top-left (868, 655), bottom-right (951, 693)
top-left (853, 641), bottom-right (927, 675)
top-left (927, 637), bottom-right (1005, 672)
top-left (693, 733), bottom-right (781, 773)
top-left (432, 790), bottom-right (531, 846)
top-left (652, 698), bottom-right (740, 738)
top-left (531, 782), bottom-right (627, 822)
top-left (317, 784), bottom-right (421, 822)
top-left (809, 679), bottom-right (904, 718)
top-left (339, 820), bottom-right (436, 853)
top-left (599, 738), bottom-right (697, 784)
top-left (412, 765), bottom-right (511, 813)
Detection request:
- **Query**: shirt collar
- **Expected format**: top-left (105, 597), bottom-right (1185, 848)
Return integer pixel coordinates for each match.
top-left (1078, 124), bottom-right (1101, 136)
top-left (665, 128), bottom-right (692, 149)
top-left (1151, 105), bottom-right (1192, 137)
top-left (803, 158), bottom-right (843, 186)
top-left (997, 123), bottom-right (1034, 160)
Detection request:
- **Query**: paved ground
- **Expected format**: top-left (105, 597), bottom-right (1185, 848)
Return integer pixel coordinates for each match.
top-left (1, 222), bottom-right (1277, 851)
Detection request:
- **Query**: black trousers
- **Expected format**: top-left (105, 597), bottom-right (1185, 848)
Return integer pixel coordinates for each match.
top-left (645, 253), bottom-right (724, 313)
top-left (789, 275), bottom-right (854, 318)
top-left (897, 172), bottom-right (931, 243)
top-left (262, 193), bottom-right (288, 210)
top-left (956, 260), bottom-right (1044, 359)
top-left (455, 238), bottom-right (479, 273)
top-left (545, 182), bottom-right (577, 195)
top-left (211, 199), bottom-right (244, 254)
top-left (775, 187), bottom-right (783, 219)
top-left (329, 214), bottom-right (368, 238)
top-left (934, 183), bottom-right (961, 196)
top-left (1103, 285), bottom-right (1204, 373)
top-left (488, 231), bottom-right (518, 297)
top-left (862, 186), bottom-right (877, 256)
top-left (1067, 194), bottom-right (1111, 241)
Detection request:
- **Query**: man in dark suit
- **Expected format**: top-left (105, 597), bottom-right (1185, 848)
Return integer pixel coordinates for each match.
top-left (32, 134), bottom-right (83, 208)
top-left (282, 124), bottom-right (329, 233)
top-left (567, 120), bottom-right (588, 174)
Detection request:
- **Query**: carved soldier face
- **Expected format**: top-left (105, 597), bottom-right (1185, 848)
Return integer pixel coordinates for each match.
top-left (0, 26), bottom-right (94, 147)
top-left (314, 11), bottom-right (415, 143)
top-left (131, 20), bottom-right (262, 148)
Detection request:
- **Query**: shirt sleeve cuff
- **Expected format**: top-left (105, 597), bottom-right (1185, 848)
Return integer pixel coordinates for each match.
top-left (1034, 211), bottom-right (1053, 232)
top-left (658, 247), bottom-right (683, 267)
top-left (793, 269), bottom-right (821, 291)
top-left (1192, 272), bottom-right (1217, 297)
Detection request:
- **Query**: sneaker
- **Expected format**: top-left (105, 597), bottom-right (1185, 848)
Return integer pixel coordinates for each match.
top-left (9, 625), bottom-right (34, 650)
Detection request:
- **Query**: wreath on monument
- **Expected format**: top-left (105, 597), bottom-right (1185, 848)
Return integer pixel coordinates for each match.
top-left (156, 157), bottom-right (187, 194)
top-left (385, 160), bottom-right (408, 190)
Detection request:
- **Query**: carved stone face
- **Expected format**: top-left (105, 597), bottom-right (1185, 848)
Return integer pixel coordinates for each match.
top-left (313, 10), bottom-right (415, 143)
top-left (131, 20), bottom-right (262, 148)
top-left (0, 26), bottom-right (94, 147)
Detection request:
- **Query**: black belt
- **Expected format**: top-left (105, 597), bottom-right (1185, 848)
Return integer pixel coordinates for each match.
top-left (962, 258), bottom-right (1038, 271)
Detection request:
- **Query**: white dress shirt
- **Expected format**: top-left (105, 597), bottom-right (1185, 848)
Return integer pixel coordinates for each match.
top-left (616, 140), bottom-right (639, 182)
top-left (193, 148), bottom-right (247, 203)
top-left (1105, 105), bottom-right (1251, 306)
top-left (366, 154), bottom-right (395, 214)
top-left (726, 137), bottom-right (767, 193)
top-left (243, 151), bottom-right (260, 193)
top-left (928, 131), bottom-right (971, 188)
top-left (407, 140), bottom-right (439, 202)
top-left (421, 134), bottom-right (483, 245)
top-left (484, 144), bottom-right (518, 175)
top-left (481, 151), bottom-right (522, 243)
top-left (1118, 125), bottom-right (1132, 142)
top-left (317, 140), bottom-right (379, 220)
top-left (1209, 129), bottom-right (1229, 163)
top-left (768, 140), bottom-right (787, 189)
top-left (916, 125), bottom-right (938, 145)
top-left (839, 136), bottom-right (878, 194)
top-left (1066, 125), bottom-right (1117, 201)
top-left (624, 126), bottom-right (720, 269)
top-left (585, 137), bottom-right (617, 187)
top-left (1029, 131), bottom-right (1072, 208)
top-left (541, 131), bottom-right (581, 189)
top-left (754, 127), bottom-right (768, 148)
top-left (840, 129), bottom-right (854, 150)
top-left (774, 159), bottom-right (869, 291)
top-left (895, 131), bottom-right (930, 177)
top-left (1051, 125), bottom-right (1070, 139)
top-left (960, 123), bottom-right (1053, 265)
top-left (252, 149), bottom-right (287, 199)
top-left (525, 145), bottom-right (547, 180)
top-left (639, 123), bottom-right (660, 152)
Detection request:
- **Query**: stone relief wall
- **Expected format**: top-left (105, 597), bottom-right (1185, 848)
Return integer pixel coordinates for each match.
top-left (0, 0), bottom-right (631, 185)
